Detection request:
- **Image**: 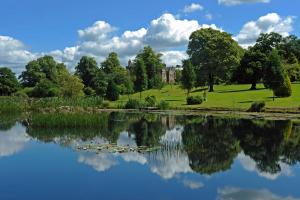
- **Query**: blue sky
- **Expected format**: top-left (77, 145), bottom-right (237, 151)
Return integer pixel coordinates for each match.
top-left (0, 0), bottom-right (299, 73)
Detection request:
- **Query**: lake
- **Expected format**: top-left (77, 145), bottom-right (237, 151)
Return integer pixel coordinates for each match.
top-left (0, 112), bottom-right (300, 200)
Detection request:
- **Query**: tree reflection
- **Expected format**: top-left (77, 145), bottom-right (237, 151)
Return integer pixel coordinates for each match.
top-left (233, 119), bottom-right (291, 174)
top-left (182, 117), bottom-right (240, 175)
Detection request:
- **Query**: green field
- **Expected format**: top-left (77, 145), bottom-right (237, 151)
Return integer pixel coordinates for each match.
top-left (112, 83), bottom-right (300, 110)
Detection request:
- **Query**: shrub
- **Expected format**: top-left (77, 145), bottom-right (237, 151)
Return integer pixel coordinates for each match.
top-left (274, 74), bottom-right (292, 97)
top-left (187, 96), bottom-right (203, 105)
top-left (83, 87), bottom-right (96, 96)
top-left (12, 91), bottom-right (28, 98)
top-left (158, 100), bottom-right (170, 110)
top-left (125, 99), bottom-right (141, 109)
top-left (145, 96), bottom-right (157, 107)
top-left (247, 101), bottom-right (266, 112)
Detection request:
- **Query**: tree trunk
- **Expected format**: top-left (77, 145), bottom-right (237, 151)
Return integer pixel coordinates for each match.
top-left (208, 73), bottom-right (214, 92)
top-left (250, 82), bottom-right (257, 90)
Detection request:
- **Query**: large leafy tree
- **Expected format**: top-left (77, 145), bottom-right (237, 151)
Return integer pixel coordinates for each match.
top-left (187, 28), bottom-right (242, 92)
top-left (136, 46), bottom-right (165, 89)
top-left (57, 70), bottom-right (84, 98)
top-left (181, 60), bottom-right (196, 95)
top-left (133, 58), bottom-right (148, 99)
top-left (101, 52), bottom-right (122, 74)
top-left (234, 48), bottom-right (268, 90)
top-left (75, 56), bottom-right (100, 88)
top-left (0, 67), bottom-right (20, 96)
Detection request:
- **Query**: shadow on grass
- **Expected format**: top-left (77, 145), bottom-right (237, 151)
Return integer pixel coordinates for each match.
top-left (216, 88), bottom-right (266, 94)
top-left (192, 88), bottom-right (208, 93)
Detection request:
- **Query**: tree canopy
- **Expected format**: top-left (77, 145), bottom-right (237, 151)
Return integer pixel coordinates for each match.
top-left (0, 67), bottom-right (20, 96)
top-left (187, 28), bottom-right (242, 92)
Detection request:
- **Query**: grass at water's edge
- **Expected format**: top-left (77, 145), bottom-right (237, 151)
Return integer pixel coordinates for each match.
top-left (1, 83), bottom-right (299, 114)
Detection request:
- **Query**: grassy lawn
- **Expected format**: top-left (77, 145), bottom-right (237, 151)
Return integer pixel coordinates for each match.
top-left (111, 83), bottom-right (300, 110)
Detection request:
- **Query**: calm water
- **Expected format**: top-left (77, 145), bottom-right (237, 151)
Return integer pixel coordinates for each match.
top-left (1, 112), bottom-right (300, 200)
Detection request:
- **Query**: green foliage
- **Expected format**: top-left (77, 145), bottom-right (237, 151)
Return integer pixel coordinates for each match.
top-left (106, 80), bottom-right (119, 101)
top-left (157, 100), bottom-right (170, 110)
top-left (101, 52), bottom-right (122, 74)
top-left (0, 97), bottom-right (27, 113)
top-left (0, 67), bottom-right (20, 96)
top-left (233, 48), bottom-right (267, 90)
top-left (274, 74), bottom-right (292, 97)
top-left (91, 70), bottom-right (108, 97)
top-left (264, 50), bottom-right (292, 97)
top-left (145, 96), bottom-right (157, 107)
top-left (57, 71), bottom-right (84, 98)
top-left (125, 99), bottom-right (142, 109)
top-left (83, 87), bottom-right (96, 96)
top-left (247, 101), bottom-right (266, 112)
top-left (31, 79), bottom-right (60, 98)
top-left (136, 46), bottom-right (165, 89)
top-left (134, 58), bottom-right (148, 94)
top-left (285, 61), bottom-right (300, 82)
top-left (187, 95), bottom-right (203, 105)
top-left (187, 28), bottom-right (242, 92)
top-left (75, 56), bottom-right (100, 88)
top-left (19, 56), bottom-right (65, 87)
top-left (181, 60), bottom-right (196, 95)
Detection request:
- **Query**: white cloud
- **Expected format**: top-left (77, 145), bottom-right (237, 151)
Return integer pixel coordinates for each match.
top-left (78, 153), bottom-right (118, 172)
top-left (0, 36), bottom-right (36, 74)
top-left (218, 187), bottom-right (300, 200)
top-left (1, 13), bottom-right (220, 73)
top-left (237, 152), bottom-right (293, 180)
top-left (0, 123), bottom-right (29, 157)
top-left (182, 179), bottom-right (204, 189)
top-left (234, 13), bottom-right (294, 48)
top-left (219, 0), bottom-right (271, 6)
top-left (183, 3), bottom-right (204, 13)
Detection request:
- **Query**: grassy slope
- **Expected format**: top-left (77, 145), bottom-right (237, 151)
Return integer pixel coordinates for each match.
top-left (111, 83), bottom-right (300, 110)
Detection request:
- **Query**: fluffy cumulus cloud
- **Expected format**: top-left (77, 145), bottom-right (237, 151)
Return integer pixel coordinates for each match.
top-left (218, 187), bottom-right (300, 200)
top-left (0, 36), bottom-right (36, 74)
top-left (183, 3), bottom-right (204, 13)
top-left (234, 13), bottom-right (294, 47)
top-left (219, 0), bottom-right (271, 6)
top-left (1, 13), bottom-right (221, 73)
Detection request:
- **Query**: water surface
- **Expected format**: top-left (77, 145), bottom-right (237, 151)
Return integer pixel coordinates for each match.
top-left (0, 112), bottom-right (300, 200)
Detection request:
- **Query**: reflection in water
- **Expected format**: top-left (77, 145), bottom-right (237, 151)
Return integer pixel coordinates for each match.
top-left (218, 187), bottom-right (300, 200)
top-left (23, 112), bottom-right (300, 180)
top-left (0, 123), bottom-right (29, 157)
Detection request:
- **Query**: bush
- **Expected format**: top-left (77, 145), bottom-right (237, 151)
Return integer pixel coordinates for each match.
top-left (12, 91), bottom-right (28, 98)
top-left (247, 101), bottom-right (266, 112)
top-left (187, 96), bottom-right (203, 105)
top-left (145, 96), bottom-right (157, 107)
top-left (124, 99), bottom-right (141, 109)
top-left (274, 74), bottom-right (292, 97)
top-left (158, 100), bottom-right (170, 110)
top-left (83, 87), bottom-right (96, 96)
top-left (106, 80), bottom-right (119, 101)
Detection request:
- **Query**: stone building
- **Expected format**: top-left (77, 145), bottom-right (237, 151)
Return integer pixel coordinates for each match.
top-left (161, 67), bottom-right (176, 84)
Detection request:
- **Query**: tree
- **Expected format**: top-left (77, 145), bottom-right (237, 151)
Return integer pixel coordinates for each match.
top-left (101, 52), bottom-right (122, 74)
top-left (31, 79), bottom-right (60, 98)
top-left (91, 70), bottom-right (108, 97)
top-left (19, 56), bottom-right (67, 87)
top-left (106, 79), bottom-right (119, 101)
top-left (58, 71), bottom-right (84, 98)
top-left (254, 32), bottom-right (283, 54)
top-left (75, 56), bottom-right (99, 87)
top-left (187, 28), bottom-right (242, 92)
top-left (264, 50), bottom-right (292, 97)
top-left (0, 67), bottom-right (20, 96)
top-left (181, 60), bottom-right (196, 96)
top-left (134, 59), bottom-right (148, 100)
top-left (19, 60), bottom-right (45, 87)
top-left (234, 48), bottom-right (267, 90)
top-left (136, 46), bottom-right (165, 89)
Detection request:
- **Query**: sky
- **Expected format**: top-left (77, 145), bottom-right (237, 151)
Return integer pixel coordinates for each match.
top-left (0, 0), bottom-right (299, 74)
